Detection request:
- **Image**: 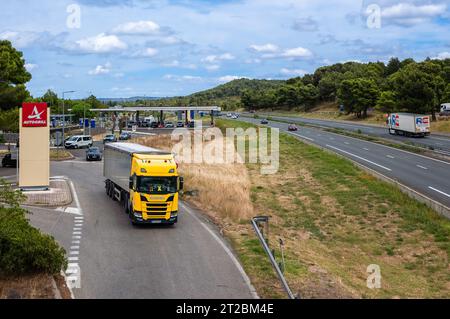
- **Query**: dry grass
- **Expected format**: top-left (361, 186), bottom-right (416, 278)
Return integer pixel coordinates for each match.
top-left (0, 274), bottom-right (55, 299)
top-left (50, 149), bottom-right (73, 161)
top-left (132, 134), bottom-right (254, 223)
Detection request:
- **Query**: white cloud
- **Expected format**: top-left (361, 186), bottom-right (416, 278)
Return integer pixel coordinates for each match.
top-left (261, 46), bottom-right (313, 60)
top-left (132, 48), bottom-right (158, 58)
top-left (112, 20), bottom-right (160, 35)
top-left (75, 33), bottom-right (127, 53)
top-left (249, 43), bottom-right (279, 53)
top-left (218, 75), bottom-right (248, 83)
top-left (164, 74), bottom-right (202, 82)
top-left (205, 65), bottom-right (220, 71)
top-left (432, 52), bottom-right (450, 60)
top-left (25, 63), bottom-right (38, 71)
top-left (203, 53), bottom-right (235, 63)
top-left (0, 31), bottom-right (40, 48)
top-left (281, 47), bottom-right (313, 58)
top-left (88, 62), bottom-right (112, 75)
top-left (377, 3), bottom-right (447, 26)
top-left (280, 68), bottom-right (307, 76)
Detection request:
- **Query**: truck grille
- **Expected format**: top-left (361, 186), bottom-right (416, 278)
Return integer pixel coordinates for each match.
top-left (146, 203), bottom-right (168, 215)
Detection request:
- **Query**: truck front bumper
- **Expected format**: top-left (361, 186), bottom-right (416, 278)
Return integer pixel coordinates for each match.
top-left (131, 212), bottom-right (178, 225)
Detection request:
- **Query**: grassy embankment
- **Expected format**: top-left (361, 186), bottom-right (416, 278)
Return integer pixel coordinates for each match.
top-left (134, 120), bottom-right (450, 298)
top-left (263, 102), bottom-right (450, 134)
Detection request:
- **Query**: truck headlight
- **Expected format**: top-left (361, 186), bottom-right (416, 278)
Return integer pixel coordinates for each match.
top-left (134, 211), bottom-right (143, 218)
top-left (171, 211), bottom-right (178, 218)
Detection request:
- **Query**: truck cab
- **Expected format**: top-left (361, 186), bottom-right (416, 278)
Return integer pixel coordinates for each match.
top-left (129, 153), bottom-right (183, 225)
top-left (104, 142), bottom-right (183, 226)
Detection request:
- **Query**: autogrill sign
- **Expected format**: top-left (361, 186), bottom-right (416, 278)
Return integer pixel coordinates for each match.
top-left (22, 103), bottom-right (48, 127)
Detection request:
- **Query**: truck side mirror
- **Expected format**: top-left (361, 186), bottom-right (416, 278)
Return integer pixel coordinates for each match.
top-left (129, 177), bottom-right (133, 190)
top-left (179, 177), bottom-right (184, 191)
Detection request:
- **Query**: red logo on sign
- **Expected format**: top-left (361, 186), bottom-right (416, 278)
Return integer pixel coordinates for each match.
top-left (22, 103), bottom-right (48, 127)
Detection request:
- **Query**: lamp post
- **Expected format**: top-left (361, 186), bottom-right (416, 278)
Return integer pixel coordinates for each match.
top-left (62, 90), bottom-right (75, 148)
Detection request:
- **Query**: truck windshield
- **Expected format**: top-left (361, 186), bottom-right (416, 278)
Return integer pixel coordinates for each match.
top-left (137, 176), bottom-right (177, 194)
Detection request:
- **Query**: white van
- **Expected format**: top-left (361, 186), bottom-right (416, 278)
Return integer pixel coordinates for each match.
top-left (65, 135), bottom-right (93, 149)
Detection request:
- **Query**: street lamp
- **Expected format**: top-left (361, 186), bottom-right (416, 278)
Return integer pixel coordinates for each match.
top-left (62, 90), bottom-right (75, 147)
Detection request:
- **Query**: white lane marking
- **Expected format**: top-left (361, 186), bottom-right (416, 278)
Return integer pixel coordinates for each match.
top-left (72, 240), bottom-right (80, 244)
top-left (70, 251), bottom-right (79, 255)
top-left (291, 133), bottom-right (314, 142)
top-left (363, 148), bottom-right (370, 151)
top-left (322, 128), bottom-right (450, 166)
top-left (73, 231), bottom-right (82, 235)
top-left (73, 227), bottom-right (82, 231)
top-left (70, 246), bottom-right (80, 250)
top-left (386, 155), bottom-right (395, 159)
top-left (326, 145), bottom-right (392, 171)
top-left (72, 236), bottom-right (81, 239)
top-left (429, 187), bottom-right (450, 198)
top-left (68, 257), bottom-right (79, 261)
top-left (416, 165), bottom-right (428, 170)
top-left (180, 202), bottom-right (259, 299)
top-left (344, 142), bottom-right (350, 145)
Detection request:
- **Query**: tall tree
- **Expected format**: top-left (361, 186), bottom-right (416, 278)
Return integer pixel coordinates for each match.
top-left (0, 40), bottom-right (32, 110)
top-left (338, 78), bottom-right (380, 118)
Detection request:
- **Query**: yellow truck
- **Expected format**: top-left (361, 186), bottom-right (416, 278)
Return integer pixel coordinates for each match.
top-left (104, 143), bottom-right (183, 225)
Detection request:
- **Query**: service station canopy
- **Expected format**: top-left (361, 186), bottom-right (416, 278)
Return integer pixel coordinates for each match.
top-left (90, 106), bottom-right (221, 113)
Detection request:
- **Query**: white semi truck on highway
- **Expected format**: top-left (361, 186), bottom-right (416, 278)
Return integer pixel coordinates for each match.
top-left (104, 143), bottom-right (183, 225)
top-left (387, 113), bottom-right (431, 137)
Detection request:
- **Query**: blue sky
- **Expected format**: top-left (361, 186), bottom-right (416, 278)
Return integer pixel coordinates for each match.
top-left (1, 0), bottom-right (449, 98)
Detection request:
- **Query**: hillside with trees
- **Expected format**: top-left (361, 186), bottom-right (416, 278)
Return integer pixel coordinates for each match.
top-left (241, 58), bottom-right (450, 119)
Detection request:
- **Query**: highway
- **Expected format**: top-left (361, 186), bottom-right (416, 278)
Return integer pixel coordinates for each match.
top-left (26, 143), bottom-right (256, 299)
top-left (239, 117), bottom-right (450, 209)
top-left (246, 114), bottom-right (450, 155)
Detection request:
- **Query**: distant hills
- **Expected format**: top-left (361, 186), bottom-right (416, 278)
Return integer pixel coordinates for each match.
top-left (98, 96), bottom-right (161, 103)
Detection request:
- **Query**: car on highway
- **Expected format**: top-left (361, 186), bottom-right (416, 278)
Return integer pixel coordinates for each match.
top-left (260, 119), bottom-right (269, 125)
top-left (288, 124), bottom-right (298, 131)
top-left (86, 147), bottom-right (102, 161)
top-left (119, 132), bottom-right (132, 140)
top-left (231, 114), bottom-right (238, 119)
top-left (65, 135), bottom-right (93, 149)
top-left (150, 122), bottom-right (159, 128)
top-left (165, 122), bottom-right (175, 128)
top-left (103, 134), bottom-right (117, 144)
top-left (2, 153), bottom-right (17, 167)
top-left (177, 121), bottom-right (185, 128)
top-left (226, 113), bottom-right (232, 118)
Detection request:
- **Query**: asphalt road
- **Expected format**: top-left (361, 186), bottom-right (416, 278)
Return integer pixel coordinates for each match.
top-left (25, 144), bottom-right (256, 299)
top-left (239, 117), bottom-right (450, 209)
top-left (247, 114), bottom-right (450, 155)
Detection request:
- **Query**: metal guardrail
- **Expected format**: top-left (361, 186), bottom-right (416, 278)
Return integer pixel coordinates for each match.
top-left (251, 216), bottom-right (297, 299)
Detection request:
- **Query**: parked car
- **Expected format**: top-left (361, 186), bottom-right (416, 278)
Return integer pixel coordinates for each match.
top-left (288, 124), bottom-right (298, 131)
top-left (177, 121), bottom-right (185, 128)
top-left (165, 122), bottom-right (175, 128)
top-left (86, 147), bottom-right (102, 161)
top-left (65, 135), bottom-right (93, 149)
top-left (150, 122), bottom-right (159, 128)
top-left (2, 153), bottom-right (17, 167)
top-left (119, 132), bottom-right (131, 140)
top-left (188, 121), bottom-right (195, 128)
top-left (226, 113), bottom-right (232, 118)
top-left (260, 119), bottom-right (269, 125)
top-left (103, 134), bottom-right (117, 144)
top-left (231, 114), bottom-right (238, 119)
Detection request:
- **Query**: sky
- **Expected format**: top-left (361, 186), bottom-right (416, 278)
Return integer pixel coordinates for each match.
top-left (1, 0), bottom-right (449, 99)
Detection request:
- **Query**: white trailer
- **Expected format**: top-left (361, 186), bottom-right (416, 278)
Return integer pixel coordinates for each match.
top-left (387, 113), bottom-right (431, 137)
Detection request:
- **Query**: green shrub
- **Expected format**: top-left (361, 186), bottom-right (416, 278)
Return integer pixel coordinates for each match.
top-left (0, 180), bottom-right (67, 275)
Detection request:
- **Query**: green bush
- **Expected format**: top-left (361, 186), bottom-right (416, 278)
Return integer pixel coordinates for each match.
top-left (0, 180), bottom-right (67, 275)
